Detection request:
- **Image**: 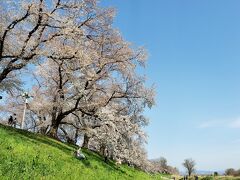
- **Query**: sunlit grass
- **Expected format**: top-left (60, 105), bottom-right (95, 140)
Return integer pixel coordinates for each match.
top-left (0, 124), bottom-right (166, 180)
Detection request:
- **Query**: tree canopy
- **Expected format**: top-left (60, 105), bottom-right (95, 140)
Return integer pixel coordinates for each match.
top-left (0, 0), bottom-right (156, 172)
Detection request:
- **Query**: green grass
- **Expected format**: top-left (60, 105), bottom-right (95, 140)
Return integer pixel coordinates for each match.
top-left (0, 124), bottom-right (167, 180)
top-left (188, 176), bottom-right (240, 180)
top-left (198, 176), bottom-right (240, 180)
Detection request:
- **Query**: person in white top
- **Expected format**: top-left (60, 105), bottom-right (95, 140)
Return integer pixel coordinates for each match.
top-left (75, 148), bottom-right (86, 160)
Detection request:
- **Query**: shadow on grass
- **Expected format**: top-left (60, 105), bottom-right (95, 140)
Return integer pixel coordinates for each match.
top-left (0, 123), bottom-right (131, 176)
top-left (80, 158), bottom-right (91, 167)
top-left (82, 148), bottom-right (128, 174)
top-left (0, 124), bottom-right (74, 154)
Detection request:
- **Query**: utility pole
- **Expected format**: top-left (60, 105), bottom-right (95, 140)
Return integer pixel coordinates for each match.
top-left (21, 92), bottom-right (31, 129)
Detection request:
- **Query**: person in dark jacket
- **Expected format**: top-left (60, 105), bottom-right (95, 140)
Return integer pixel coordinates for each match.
top-left (13, 114), bottom-right (17, 127)
top-left (8, 115), bottom-right (13, 126)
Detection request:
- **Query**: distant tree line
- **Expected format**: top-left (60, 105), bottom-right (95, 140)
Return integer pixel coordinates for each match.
top-left (150, 157), bottom-right (179, 175)
top-left (225, 168), bottom-right (240, 176)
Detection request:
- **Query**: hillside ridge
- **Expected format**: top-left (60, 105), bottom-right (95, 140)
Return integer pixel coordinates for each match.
top-left (0, 124), bottom-right (166, 180)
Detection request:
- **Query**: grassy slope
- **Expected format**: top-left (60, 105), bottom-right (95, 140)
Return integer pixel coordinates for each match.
top-left (190, 176), bottom-right (240, 180)
top-left (0, 124), bottom-right (166, 180)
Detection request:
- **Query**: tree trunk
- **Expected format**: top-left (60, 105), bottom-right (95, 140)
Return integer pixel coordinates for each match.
top-left (82, 134), bottom-right (90, 148)
top-left (60, 127), bottom-right (74, 144)
top-left (48, 126), bottom-right (58, 138)
top-left (74, 129), bottom-right (79, 144)
top-left (104, 156), bottom-right (108, 163)
top-left (47, 111), bottom-right (64, 139)
top-left (99, 145), bottom-right (108, 163)
top-left (47, 119), bottom-right (59, 139)
top-left (99, 145), bottom-right (105, 156)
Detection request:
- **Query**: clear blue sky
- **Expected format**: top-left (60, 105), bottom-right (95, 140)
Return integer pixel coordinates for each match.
top-left (101, 0), bottom-right (240, 171)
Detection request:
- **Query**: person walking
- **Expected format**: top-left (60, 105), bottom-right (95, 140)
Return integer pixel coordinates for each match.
top-left (8, 115), bottom-right (13, 126)
top-left (13, 114), bottom-right (17, 128)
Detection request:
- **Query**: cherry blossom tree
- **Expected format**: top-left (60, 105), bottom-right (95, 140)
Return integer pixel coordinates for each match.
top-left (1, 0), bottom-right (156, 172)
top-left (0, 0), bottom-right (108, 88)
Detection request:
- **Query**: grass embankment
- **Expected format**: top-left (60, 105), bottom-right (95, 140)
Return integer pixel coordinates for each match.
top-left (0, 124), bottom-right (167, 180)
top-left (196, 176), bottom-right (240, 180)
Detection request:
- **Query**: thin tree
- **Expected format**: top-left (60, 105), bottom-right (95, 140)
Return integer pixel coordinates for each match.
top-left (182, 158), bottom-right (196, 176)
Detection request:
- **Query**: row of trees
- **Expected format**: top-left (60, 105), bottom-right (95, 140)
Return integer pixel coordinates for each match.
top-left (151, 157), bottom-right (179, 174)
top-left (0, 0), bottom-right (156, 172)
top-left (225, 168), bottom-right (240, 176)
top-left (150, 158), bottom-right (196, 176)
